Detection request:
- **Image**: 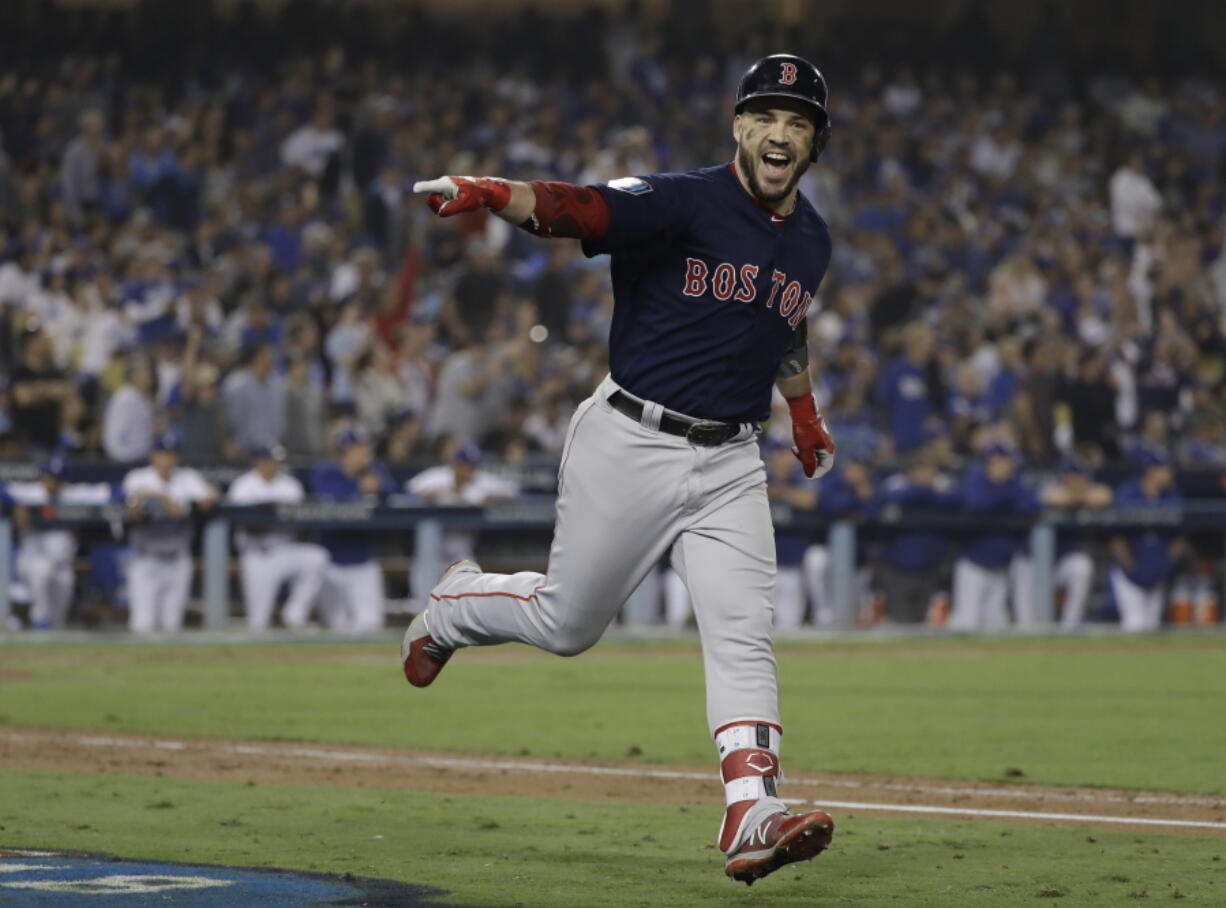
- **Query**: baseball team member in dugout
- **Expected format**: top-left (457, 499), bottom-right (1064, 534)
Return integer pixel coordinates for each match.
top-left (404, 54), bottom-right (837, 884)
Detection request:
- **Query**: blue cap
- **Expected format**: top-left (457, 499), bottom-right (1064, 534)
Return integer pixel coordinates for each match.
top-left (1134, 444), bottom-right (1171, 470)
top-left (453, 442), bottom-right (482, 465)
top-left (40, 455), bottom-right (68, 478)
top-left (335, 426), bottom-right (368, 450)
top-left (152, 431), bottom-right (181, 452)
top-left (249, 443), bottom-right (284, 461)
top-left (388, 407), bottom-right (417, 426)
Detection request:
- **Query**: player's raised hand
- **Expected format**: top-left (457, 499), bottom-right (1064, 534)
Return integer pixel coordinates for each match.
top-left (412, 176), bottom-right (512, 217)
top-left (787, 394), bottom-right (836, 479)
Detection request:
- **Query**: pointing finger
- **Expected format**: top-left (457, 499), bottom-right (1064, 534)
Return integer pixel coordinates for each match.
top-left (413, 177), bottom-right (459, 198)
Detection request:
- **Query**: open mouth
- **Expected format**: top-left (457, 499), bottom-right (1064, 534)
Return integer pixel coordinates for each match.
top-left (761, 151), bottom-right (792, 180)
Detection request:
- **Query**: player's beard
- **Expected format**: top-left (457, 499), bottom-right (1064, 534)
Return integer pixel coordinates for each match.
top-left (738, 144), bottom-right (810, 205)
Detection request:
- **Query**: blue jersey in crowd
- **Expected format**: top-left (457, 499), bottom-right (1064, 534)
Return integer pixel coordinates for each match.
top-left (1113, 480), bottom-right (1181, 587)
top-left (876, 357), bottom-right (930, 452)
top-left (817, 468), bottom-right (875, 567)
top-left (767, 463), bottom-right (814, 568)
top-left (875, 475), bottom-right (962, 572)
top-left (310, 462), bottom-right (395, 565)
top-left (959, 468), bottom-right (1038, 569)
top-left (583, 164), bottom-right (832, 423)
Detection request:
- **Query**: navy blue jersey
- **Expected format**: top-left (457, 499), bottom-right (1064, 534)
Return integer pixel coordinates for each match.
top-left (310, 461), bottom-right (395, 566)
top-left (958, 468), bottom-right (1039, 569)
top-left (1113, 480), bottom-right (1181, 587)
top-left (583, 164), bottom-right (832, 423)
top-left (875, 474), bottom-right (961, 572)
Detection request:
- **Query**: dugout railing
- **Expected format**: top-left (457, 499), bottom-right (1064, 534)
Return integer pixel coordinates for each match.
top-left (2, 500), bottom-right (1225, 630)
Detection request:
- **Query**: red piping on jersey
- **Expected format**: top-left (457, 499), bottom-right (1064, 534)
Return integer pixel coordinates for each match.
top-left (522, 181), bottom-right (611, 240)
top-left (729, 161), bottom-right (793, 226)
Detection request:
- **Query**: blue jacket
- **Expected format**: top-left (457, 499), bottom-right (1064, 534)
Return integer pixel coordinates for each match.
top-left (310, 462), bottom-right (395, 565)
top-left (876, 358), bottom-right (931, 452)
top-left (1113, 480), bottom-right (1181, 587)
top-left (959, 469), bottom-right (1038, 568)
top-left (875, 474), bottom-right (961, 571)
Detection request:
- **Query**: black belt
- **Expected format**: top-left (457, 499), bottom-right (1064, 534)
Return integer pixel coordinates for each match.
top-left (608, 390), bottom-right (747, 447)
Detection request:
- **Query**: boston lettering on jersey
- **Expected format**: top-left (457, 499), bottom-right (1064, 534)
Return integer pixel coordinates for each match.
top-left (583, 164), bottom-right (832, 424)
top-left (681, 259), bottom-right (810, 329)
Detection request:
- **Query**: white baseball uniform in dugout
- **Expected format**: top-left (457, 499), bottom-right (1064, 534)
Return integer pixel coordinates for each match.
top-left (121, 466), bottom-right (215, 632)
top-left (5, 480), bottom-right (112, 628)
top-left (226, 469), bottom-right (328, 629)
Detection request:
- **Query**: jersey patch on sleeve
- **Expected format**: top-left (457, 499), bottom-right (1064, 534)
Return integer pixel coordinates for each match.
top-left (606, 177), bottom-right (653, 195)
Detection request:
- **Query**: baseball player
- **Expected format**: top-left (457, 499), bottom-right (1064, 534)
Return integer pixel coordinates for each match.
top-left (3, 455), bottom-right (111, 629)
top-left (1038, 456), bottom-right (1112, 628)
top-left (122, 432), bottom-right (218, 633)
top-left (801, 461), bottom-right (877, 626)
top-left (949, 443), bottom-right (1039, 630)
top-left (872, 449), bottom-right (961, 624)
top-left (1109, 447), bottom-right (1186, 631)
top-left (311, 427), bottom-right (395, 632)
top-left (226, 444), bottom-right (329, 630)
top-left (404, 54), bottom-right (837, 883)
top-left (406, 442), bottom-right (519, 598)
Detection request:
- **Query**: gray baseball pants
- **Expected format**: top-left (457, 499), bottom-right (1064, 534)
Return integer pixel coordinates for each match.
top-left (424, 375), bottom-right (779, 734)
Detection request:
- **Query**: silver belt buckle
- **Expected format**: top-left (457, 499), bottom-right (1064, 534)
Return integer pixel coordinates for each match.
top-left (685, 421), bottom-right (731, 446)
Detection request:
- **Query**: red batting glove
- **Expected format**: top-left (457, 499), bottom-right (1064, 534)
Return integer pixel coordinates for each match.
top-left (787, 394), bottom-right (836, 479)
top-left (412, 176), bottom-right (512, 217)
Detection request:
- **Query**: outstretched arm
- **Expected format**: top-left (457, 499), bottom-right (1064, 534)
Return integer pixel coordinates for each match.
top-left (413, 176), bottom-right (609, 240)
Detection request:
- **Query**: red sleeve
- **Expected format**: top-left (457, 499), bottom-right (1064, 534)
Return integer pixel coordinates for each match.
top-left (521, 181), bottom-right (610, 241)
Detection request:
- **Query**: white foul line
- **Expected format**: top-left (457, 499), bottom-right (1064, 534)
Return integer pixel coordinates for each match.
top-left (7, 732), bottom-right (1225, 832)
top-left (815, 800), bottom-right (1226, 830)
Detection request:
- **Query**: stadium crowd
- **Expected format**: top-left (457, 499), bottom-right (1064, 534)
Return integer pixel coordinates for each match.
top-left (1, 2), bottom-right (1224, 632)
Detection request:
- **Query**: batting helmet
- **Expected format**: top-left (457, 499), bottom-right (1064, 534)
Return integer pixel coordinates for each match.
top-left (735, 54), bottom-right (831, 162)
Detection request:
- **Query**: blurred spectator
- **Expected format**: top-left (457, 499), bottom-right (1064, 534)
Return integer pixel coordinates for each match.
top-left (325, 300), bottom-right (373, 404)
top-left (121, 432), bottom-right (218, 633)
top-left (876, 321), bottom-right (937, 454)
top-left (949, 444), bottom-right (1038, 629)
top-left (102, 358), bottom-right (155, 464)
top-left (874, 447), bottom-right (961, 624)
top-left (1109, 448), bottom-right (1186, 631)
top-left (281, 97), bottom-right (344, 196)
top-left (523, 392), bottom-right (572, 455)
top-left (226, 445), bottom-right (329, 630)
top-left (3, 456), bottom-right (111, 629)
top-left (283, 354), bottom-right (326, 462)
top-left (311, 428), bottom-right (394, 631)
top-left (60, 109), bottom-right (105, 225)
top-left (0, 8), bottom-right (1219, 489)
top-left (9, 331), bottom-right (76, 451)
top-left (1014, 339), bottom-right (1061, 466)
top-left (1038, 457), bottom-right (1113, 627)
top-left (440, 240), bottom-right (507, 346)
top-left (428, 340), bottom-right (492, 445)
top-left (803, 462), bottom-right (877, 626)
top-left (1109, 150), bottom-right (1162, 245)
top-left (223, 343), bottom-right (286, 451)
top-left (407, 442), bottom-right (520, 594)
top-left (382, 408), bottom-right (428, 465)
top-left (763, 442), bottom-right (819, 630)
top-left (1059, 350), bottom-right (1119, 461)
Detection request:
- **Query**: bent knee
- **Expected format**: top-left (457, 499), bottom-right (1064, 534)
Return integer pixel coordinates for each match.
top-left (543, 625), bottom-right (602, 658)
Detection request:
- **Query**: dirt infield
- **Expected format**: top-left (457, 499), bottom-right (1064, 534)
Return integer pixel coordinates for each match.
top-left (3, 728), bottom-right (1223, 837)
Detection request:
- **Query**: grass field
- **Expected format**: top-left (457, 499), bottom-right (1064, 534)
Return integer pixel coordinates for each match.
top-left (2, 633), bottom-right (1225, 906)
